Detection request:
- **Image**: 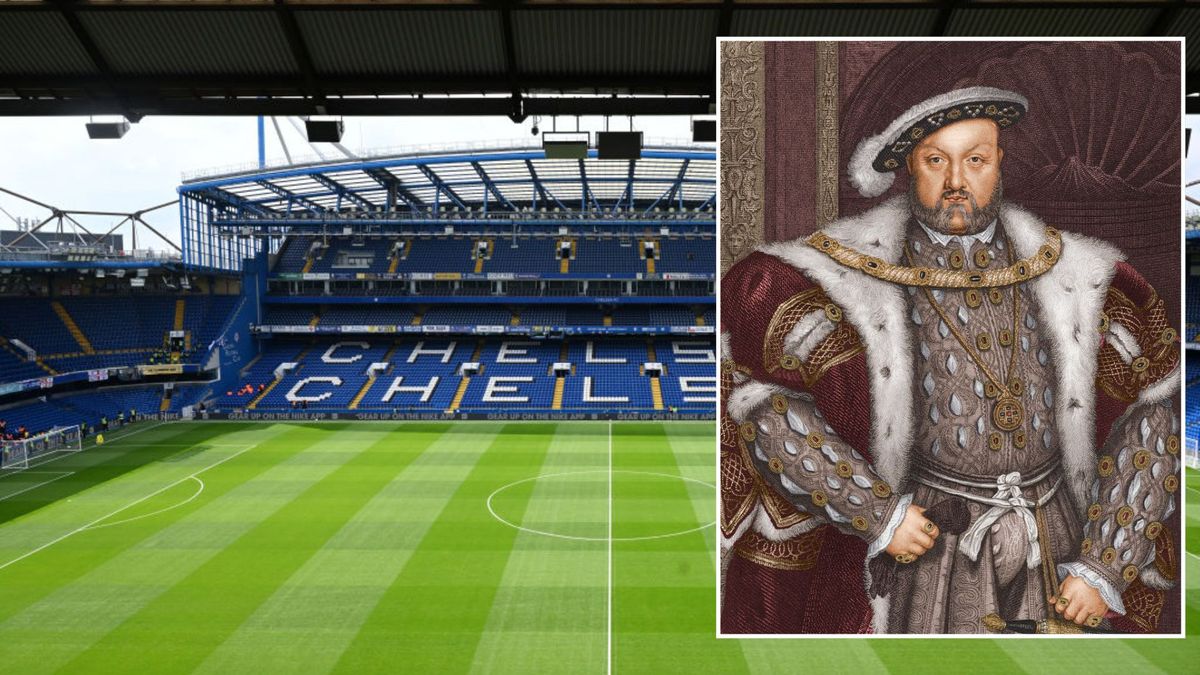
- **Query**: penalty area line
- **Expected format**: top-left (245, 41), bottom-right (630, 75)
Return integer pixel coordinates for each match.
top-left (85, 476), bottom-right (205, 531)
top-left (0, 442), bottom-right (257, 574)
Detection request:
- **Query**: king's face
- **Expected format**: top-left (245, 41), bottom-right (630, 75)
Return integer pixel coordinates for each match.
top-left (906, 118), bottom-right (1003, 235)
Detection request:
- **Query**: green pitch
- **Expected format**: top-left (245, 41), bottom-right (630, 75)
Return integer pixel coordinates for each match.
top-left (0, 421), bottom-right (1194, 674)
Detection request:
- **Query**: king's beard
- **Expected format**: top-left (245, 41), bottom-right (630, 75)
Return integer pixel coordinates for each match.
top-left (908, 176), bottom-right (1004, 236)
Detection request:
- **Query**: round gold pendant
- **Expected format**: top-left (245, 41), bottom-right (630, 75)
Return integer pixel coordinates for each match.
top-left (992, 396), bottom-right (1024, 432)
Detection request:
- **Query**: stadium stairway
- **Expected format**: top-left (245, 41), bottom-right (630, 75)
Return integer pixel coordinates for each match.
top-left (52, 301), bottom-right (95, 354)
top-left (559, 239), bottom-right (575, 274)
top-left (473, 239), bottom-right (493, 274)
top-left (648, 341), bottom-right (664, 410)
top-left (247, 373), bottom-right (290, 410)
top-left (386, 242), bottom-right (406, 274)
top-left (349, 343), bottom-right (398, 409)
top-left (248, 345), bottom-right (312, 409)
top-left (159, 387), bottom-right (172, 412)
top-left (447, 340), bottom-right (483, 412)
top-left (173, 299), bottom-right (186, 331)
top-left (551, 341), bottom-right (569, 410)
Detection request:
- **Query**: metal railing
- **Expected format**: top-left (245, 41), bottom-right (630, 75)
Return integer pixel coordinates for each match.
top-left (0, 248), bottom-right (182, 264)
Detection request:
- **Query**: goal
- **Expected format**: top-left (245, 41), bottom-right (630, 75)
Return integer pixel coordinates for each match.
top-left (1, 425), bottom-right (83, 471)
top-left (1187, 436), bottom-right (1199, 471)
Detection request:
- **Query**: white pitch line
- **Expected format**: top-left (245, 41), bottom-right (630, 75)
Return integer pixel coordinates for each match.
top-left (0, 472), bottom-right (74, 502)
top-left (0, 442), bottom-right (256, 573)
top-left (85, 476), bottom-right (205, 531)
top-left (109, 444), bottom-right (247, 448)
top-left (87, 420), bottom-right (167, 447)
top-left (606, 420), bottom-right (613, 675)
top-left (486, 470), bottom-right (716, 542)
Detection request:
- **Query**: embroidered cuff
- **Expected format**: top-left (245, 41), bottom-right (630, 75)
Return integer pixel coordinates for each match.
top-left (866, 493), bottom-right (912, 559)
top-left (1058, 561), bottom-right (1127, 616)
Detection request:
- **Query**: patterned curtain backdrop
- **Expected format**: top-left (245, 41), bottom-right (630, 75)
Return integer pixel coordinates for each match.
top-left (719, 41), bottom-right (765, 277)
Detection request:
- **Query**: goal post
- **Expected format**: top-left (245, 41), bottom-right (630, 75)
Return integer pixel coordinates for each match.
top-left (0, 424), bottom-right (83, 471)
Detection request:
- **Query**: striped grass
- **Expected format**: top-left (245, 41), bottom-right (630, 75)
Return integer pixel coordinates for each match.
top-left (0, 422), bottom-right (1193, 673)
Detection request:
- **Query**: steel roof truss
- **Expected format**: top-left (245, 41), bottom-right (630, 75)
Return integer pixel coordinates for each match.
top-left (363, 167), bottom-right (422, 212)
top-left (471, 161), bottom-right (517, 213)
top-left (255, 180), bottom-right (324, 215)
top-left (310, 173), bottom-right (376, 211)
top-left (417, 164), bottom-right (467, 210)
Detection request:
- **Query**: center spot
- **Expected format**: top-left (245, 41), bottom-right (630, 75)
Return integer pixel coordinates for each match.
top-left (486, 470), bottom-right (715, 542)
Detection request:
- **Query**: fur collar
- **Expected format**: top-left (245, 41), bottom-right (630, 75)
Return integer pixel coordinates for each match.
top-left (757, 196), bottom-right (1123, 516)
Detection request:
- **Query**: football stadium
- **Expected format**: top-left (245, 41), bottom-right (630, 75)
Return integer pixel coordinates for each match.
top-left (0, 150), bottom-right (1191, 672)
top-left (0, 2), bottom-right (1197, 673)
top-left (0, 136), bottom-right (727, 672)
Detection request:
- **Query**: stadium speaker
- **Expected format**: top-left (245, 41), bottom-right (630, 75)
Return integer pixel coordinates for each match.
top-left (597, 131), bottom-right (642, 160)
top-left (305, 119), bottom-right (344, 143)
top-left (86, 120), bottom-right (130, 139)
top-left (692, 120), bottom-right (716, 143)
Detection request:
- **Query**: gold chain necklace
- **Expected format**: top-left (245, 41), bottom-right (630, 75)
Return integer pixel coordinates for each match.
top-left (807, 226), bottom-right (1061, 288)
top-left (905, 239), bottom-right (1026, 433)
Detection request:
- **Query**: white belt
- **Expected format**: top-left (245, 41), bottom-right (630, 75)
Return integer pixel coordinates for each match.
top-left (914, 468), bottom-right (1061, 569)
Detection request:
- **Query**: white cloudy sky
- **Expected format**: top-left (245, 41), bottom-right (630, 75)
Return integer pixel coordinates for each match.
top-left (0, 114), bottom-right (695, 252)
top-left (1, 113), bottom-right (1195, 253)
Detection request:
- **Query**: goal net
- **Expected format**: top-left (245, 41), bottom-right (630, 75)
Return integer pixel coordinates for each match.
top-left (1, 425), bottom-right (83, 471)
top-left (1187, 435), bottom-right (1199, 471)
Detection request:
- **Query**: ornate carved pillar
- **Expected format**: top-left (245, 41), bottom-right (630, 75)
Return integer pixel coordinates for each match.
top-left (815, 41), bottom-right (839, 228)
top-left (719, 41), bottom-right (765, 277)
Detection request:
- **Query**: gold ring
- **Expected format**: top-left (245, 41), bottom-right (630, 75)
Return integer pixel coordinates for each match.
top-left (895, 553), bottom-right (916, 564)
top-left (1086, 615), bottom-right (1102, 628)
top-left (1056, 596), bottom-right (1070, 608)
top-left (922, 521), bottom-right (936, 535)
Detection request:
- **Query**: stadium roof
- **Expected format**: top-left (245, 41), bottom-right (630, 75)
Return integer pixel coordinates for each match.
top-left (2, 1), bottom-right (1198, 118)
top-left (181, 144), bottom-right (716, 215)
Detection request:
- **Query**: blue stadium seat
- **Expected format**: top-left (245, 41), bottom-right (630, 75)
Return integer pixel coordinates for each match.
top-left (212, 337), bottom-right (715, 414)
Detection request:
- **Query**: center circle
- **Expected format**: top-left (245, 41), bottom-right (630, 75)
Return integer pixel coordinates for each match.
top-left (486, 470), bottom-right (716, 542)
